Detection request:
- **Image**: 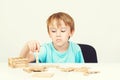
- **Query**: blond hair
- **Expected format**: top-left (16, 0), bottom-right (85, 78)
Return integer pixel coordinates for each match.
top-left (46, 12), bottom-right (75, 33)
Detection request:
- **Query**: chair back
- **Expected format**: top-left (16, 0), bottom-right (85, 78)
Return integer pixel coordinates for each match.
top-left (78, 44), bottom-right (98, 63)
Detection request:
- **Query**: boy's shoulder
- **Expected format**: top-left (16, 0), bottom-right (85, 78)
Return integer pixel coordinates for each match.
top-left (69, 41), bottom-right (81, 50)
top-left (69, 41), bottom-right (79, 46)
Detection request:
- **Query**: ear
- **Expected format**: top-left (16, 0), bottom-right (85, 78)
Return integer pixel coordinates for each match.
top-left (48, 33), bottom-right (52, 38)
top-left (70, 30), bottom-right (74, 37)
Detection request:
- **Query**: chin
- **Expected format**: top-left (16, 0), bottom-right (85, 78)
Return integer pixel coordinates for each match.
top-left (55, 43), bottom-right (63, 47)
top-left (56, 44), bottom-right (62, 46)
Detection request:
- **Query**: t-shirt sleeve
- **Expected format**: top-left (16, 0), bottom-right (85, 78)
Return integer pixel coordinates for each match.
top-left (75, 44), bottom-right (84, 63)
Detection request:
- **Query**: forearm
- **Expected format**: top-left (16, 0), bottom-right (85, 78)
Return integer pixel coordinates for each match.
top-left (19, 40), bottom-right (40, 62)
top-left (19, 44), bottom-right (35, 62)
top-left (19, 44), bottom-right (29, 58)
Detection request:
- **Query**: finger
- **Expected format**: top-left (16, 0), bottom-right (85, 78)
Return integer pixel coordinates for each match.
top-left (36, 41), bottom-right (40, 52)
top-left (29, 41), bottom-right (34, 52)
top-left (32, 41), bottom-right (37, 52)
top-left (28, 41), bottom-right (35, 52)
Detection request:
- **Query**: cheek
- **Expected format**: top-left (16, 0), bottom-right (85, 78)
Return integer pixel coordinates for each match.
top-left (62, 33), bottom-right (71, 39)
top-left (66, 32), bottom-right (72, 36)
top-left (48, 33), bottom-right (52, 38)
top-left (49, 33), bottom-right (55, 39)
top-left (69, 31), bottom-right (74, 37)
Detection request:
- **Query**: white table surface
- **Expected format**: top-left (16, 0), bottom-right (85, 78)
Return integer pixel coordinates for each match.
top-left (0, 63), bottom-right (120, 80)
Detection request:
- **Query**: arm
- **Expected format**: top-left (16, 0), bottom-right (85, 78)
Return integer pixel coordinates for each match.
top-left (19, 40), bottom-right (40, 63)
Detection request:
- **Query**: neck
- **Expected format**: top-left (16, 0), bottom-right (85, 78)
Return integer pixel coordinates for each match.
top-left (53, 42), bottom-right (69, 53)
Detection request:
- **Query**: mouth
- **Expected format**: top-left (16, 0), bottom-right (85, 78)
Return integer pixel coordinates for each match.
top-left (56, 39), bottom-right (61, 42)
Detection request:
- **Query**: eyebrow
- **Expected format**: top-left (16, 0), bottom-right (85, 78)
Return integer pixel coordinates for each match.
top-left (61, 27), bottom-right (66, 29)
top-left (49, 28), bottom-right (56, 30)
top-left (50, 27), bottom-right (67, 29)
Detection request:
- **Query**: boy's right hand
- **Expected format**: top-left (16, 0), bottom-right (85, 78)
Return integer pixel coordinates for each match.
top-left (26, 40), bottom-right (40, 52)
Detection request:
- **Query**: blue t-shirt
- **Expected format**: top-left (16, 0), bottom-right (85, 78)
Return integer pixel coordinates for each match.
top-left (34, 41), bottom-right (84, 63)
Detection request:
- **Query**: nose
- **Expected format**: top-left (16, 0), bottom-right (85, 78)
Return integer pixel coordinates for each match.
top-left (56, 30), bottom-right (61, 37)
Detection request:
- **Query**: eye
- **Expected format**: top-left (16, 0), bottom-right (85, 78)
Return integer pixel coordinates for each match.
top-left (61, 30), bottom-right (65, 32)
top-left (61, 29), bottom-right (66, 32)
top-left (51, 30), bottom-right (56, 33)
top-left (52, 31), bottom-right (56, 33)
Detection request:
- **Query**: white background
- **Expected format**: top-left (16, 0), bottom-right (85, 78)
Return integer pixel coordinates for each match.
top-left (0, 0), bottom-right (120, 63)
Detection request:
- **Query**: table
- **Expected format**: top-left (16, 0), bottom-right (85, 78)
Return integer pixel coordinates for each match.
top-left (0, 63), bottom-right (120, 80)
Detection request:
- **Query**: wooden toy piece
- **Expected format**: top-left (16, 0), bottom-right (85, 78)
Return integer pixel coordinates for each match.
top-left (59, 67), bottom-right (89, 72)
top-left (23, 65), bottom-right (46, 73)
top-left (35, 51), bottom-right (39, 64)
top-left (32, 72), bottom-right (54, 78)
top-left (74, 67), bottom-right (89, 76)
top-left (60, 67), bottom-right (75, 72)
top-left (60, 66), bottom-right (100, 76)
top-left (8, 57), bottom-right (28, 68)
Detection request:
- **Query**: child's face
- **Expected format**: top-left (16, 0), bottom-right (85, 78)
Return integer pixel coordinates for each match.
top-left (48, 20), bottom-right (74, 47)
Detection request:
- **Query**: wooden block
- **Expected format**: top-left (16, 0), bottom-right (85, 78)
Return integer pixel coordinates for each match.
top-left (8, 57), bottom-right (28, 68)
top-left (60, 67), bottom-right (75, 72)
top-left (35, 51), bottom-right (39, 64)
top-left (23, 65), bottom-right (46, 73)
top-left (32, 72), bottom-right (54, 78)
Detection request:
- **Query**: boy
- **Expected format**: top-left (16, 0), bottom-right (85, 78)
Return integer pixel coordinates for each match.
top-left (20, 12), bottom-right (84, 63)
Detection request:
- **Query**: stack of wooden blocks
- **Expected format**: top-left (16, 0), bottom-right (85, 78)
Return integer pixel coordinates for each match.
top-left (8, 57), bottom-right (28, 68)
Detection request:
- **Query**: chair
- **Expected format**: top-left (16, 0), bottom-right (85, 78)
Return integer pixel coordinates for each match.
top-left (78, 44), bottom-right (98, 63)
